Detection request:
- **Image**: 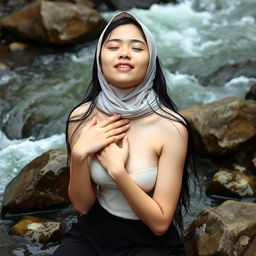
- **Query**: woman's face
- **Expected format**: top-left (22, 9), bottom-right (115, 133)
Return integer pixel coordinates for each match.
top-left (100, 23), bottom-right (150, 89)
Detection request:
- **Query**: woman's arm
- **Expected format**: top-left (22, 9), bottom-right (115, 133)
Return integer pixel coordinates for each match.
top-left (67, 105), bottom-right (130, 214)
top-left (97, 122), bottom-right (188, 235)
top-left (69, 154), bottom-right (96, 214)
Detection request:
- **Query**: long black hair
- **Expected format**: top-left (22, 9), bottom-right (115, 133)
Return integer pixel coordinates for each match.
top-left (65, 17), bottom-right (197, 234)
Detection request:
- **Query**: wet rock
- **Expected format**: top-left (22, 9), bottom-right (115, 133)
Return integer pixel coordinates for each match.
top-left (251, 153), bottom-right (256, 173)
top-left (245, 83), bottom-right (256, 101)
top-left (9, 41), bottom-right (29, 51)
top-left (101, 0), bottom-right (177, 10)
top-left (1, 148), bottom-right (70, 217)
top-left (0, 43), bottom-right (54, 69)
top-left (206, 168), bottom-right (256, 199)
top-left (71, 0), bottom-right (95, 8)
top-left (0, 0), bottom-right (32, 17)
top-left (181, 97), bottom-right (256, 155)
top-left (185, 200), bottom-right (256, 256)
top-left (0, 0), bottom-right (95, 18)
top-left (11, 215), bottom-right (63, 243)
top-left (0, 0), bottom-right (107, 46)
top-left (200, 61), bottom-right (256, 87)
top-left (0, 62), bottom-right (10, 70)
top-left (232, 163), bottom-right (247, 173)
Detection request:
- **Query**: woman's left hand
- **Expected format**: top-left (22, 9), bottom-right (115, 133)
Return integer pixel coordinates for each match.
top-left (96, 136), bottom-right (129, 179)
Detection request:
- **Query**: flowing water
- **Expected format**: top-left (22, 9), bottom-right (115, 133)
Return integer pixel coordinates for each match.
top-left (0, 0), bottom-right (256, 254)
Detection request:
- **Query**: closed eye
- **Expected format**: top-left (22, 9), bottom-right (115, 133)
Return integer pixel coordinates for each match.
top-left (132, 48), bottom-right (143, 51)
top-left (108, 47), bottom-right (119, 50)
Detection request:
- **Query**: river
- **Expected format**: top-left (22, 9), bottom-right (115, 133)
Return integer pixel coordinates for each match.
top-left (0, 0), bottom-right (256, 255)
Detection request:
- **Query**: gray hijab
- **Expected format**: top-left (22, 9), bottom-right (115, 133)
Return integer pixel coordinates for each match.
top-left (96, 12), bottom-right (159, 118)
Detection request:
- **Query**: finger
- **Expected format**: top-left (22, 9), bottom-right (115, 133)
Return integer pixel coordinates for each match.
top-left (105, 133), bottom-right (126, 145)
top-left (104, 119), bottom-right (130, 133)
top-left (106, 124), bottom-right (130, 137)
top-left (87, 116), bottom-right (97, 128)
top-left (122, 135), bottom-right (129, 150)
top-left (97, 114), bottom-right (122, 128)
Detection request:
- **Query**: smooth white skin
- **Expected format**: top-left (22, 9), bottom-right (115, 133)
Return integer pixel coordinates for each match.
top-left (100, 24), bottom-right (149, 89)
top-left (68, 23), bottom-right (187, 236)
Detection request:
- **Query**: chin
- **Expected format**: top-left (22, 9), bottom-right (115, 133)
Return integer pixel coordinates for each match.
top-left (111, 80), bottom-right (141, 89)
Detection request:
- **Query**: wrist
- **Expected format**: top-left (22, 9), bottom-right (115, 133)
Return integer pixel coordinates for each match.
top-left (71, 147), bottom-right (89, 162)
top-left (108, 166), bottom-right (127, 181)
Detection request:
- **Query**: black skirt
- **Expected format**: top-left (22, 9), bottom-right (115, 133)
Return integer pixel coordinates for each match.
top-left (53, 201), bottom-right (186, 256)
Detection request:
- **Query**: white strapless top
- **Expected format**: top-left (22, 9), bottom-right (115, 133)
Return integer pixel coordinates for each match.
top-left (89, 159), bottom-right (157, 219)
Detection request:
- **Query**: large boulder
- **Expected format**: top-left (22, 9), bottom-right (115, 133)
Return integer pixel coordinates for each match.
top-left (206, 168), bottom-right (256, 199)
top-left (181, 97), bottom-right (256, 155)
top-left (0, 0), bottom-right (107, 46)
top-left (185, 200), bottom-right (256, 255)
top-left (1, 148), bottom-right (70, 217)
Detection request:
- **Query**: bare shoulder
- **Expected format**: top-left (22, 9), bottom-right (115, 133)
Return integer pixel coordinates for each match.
top-left (156, 107), bottom-right (188, 139)
top-left (69, 101), bottom-right (93, 120)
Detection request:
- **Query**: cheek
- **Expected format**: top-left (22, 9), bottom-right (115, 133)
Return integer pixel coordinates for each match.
top-left (100, 49), bottom-right (110, 66)
top-left (100, 55), bottom-right (111, 76)
top-left (100, 55), bottom-right (107, 69)
top-left (141, 56), bottom-right (149, 75)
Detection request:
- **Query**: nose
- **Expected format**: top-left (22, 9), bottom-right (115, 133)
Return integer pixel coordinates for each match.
top-left (119, 47), bottom-right (131, 59)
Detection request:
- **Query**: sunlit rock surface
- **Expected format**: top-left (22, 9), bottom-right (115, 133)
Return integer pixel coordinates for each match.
top-left (8, 41), bottom-right (29, 51)
top-left (1, 148), bottom-right (69, 217)
top-left (207, 168), bottom-right (256, 199)
top-left (0, 62), bottom-right (9, 70)
top-left (11, 215), bottom-right (63, 243)
top-left (185, 200), bottom-right (256, 255)
top-left (181, 97), bottom-right (256, 155)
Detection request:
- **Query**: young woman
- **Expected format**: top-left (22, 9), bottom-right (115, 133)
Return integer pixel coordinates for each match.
top-left (53, 11), bottom-right (196, 256)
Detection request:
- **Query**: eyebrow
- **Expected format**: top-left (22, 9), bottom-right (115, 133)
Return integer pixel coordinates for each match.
top-left (104, 39), bottom-right (146, 45)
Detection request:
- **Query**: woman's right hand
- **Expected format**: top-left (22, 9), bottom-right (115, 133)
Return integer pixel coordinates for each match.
top-left (72, 114), bottom-right (130, 161)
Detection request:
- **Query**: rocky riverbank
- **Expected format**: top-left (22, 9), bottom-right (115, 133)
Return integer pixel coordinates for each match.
top-left (1, 0), bottom-right (256, 255)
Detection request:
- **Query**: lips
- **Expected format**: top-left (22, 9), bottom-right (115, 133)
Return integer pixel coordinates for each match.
top-left (114, 63), bottom-right (134, 71)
